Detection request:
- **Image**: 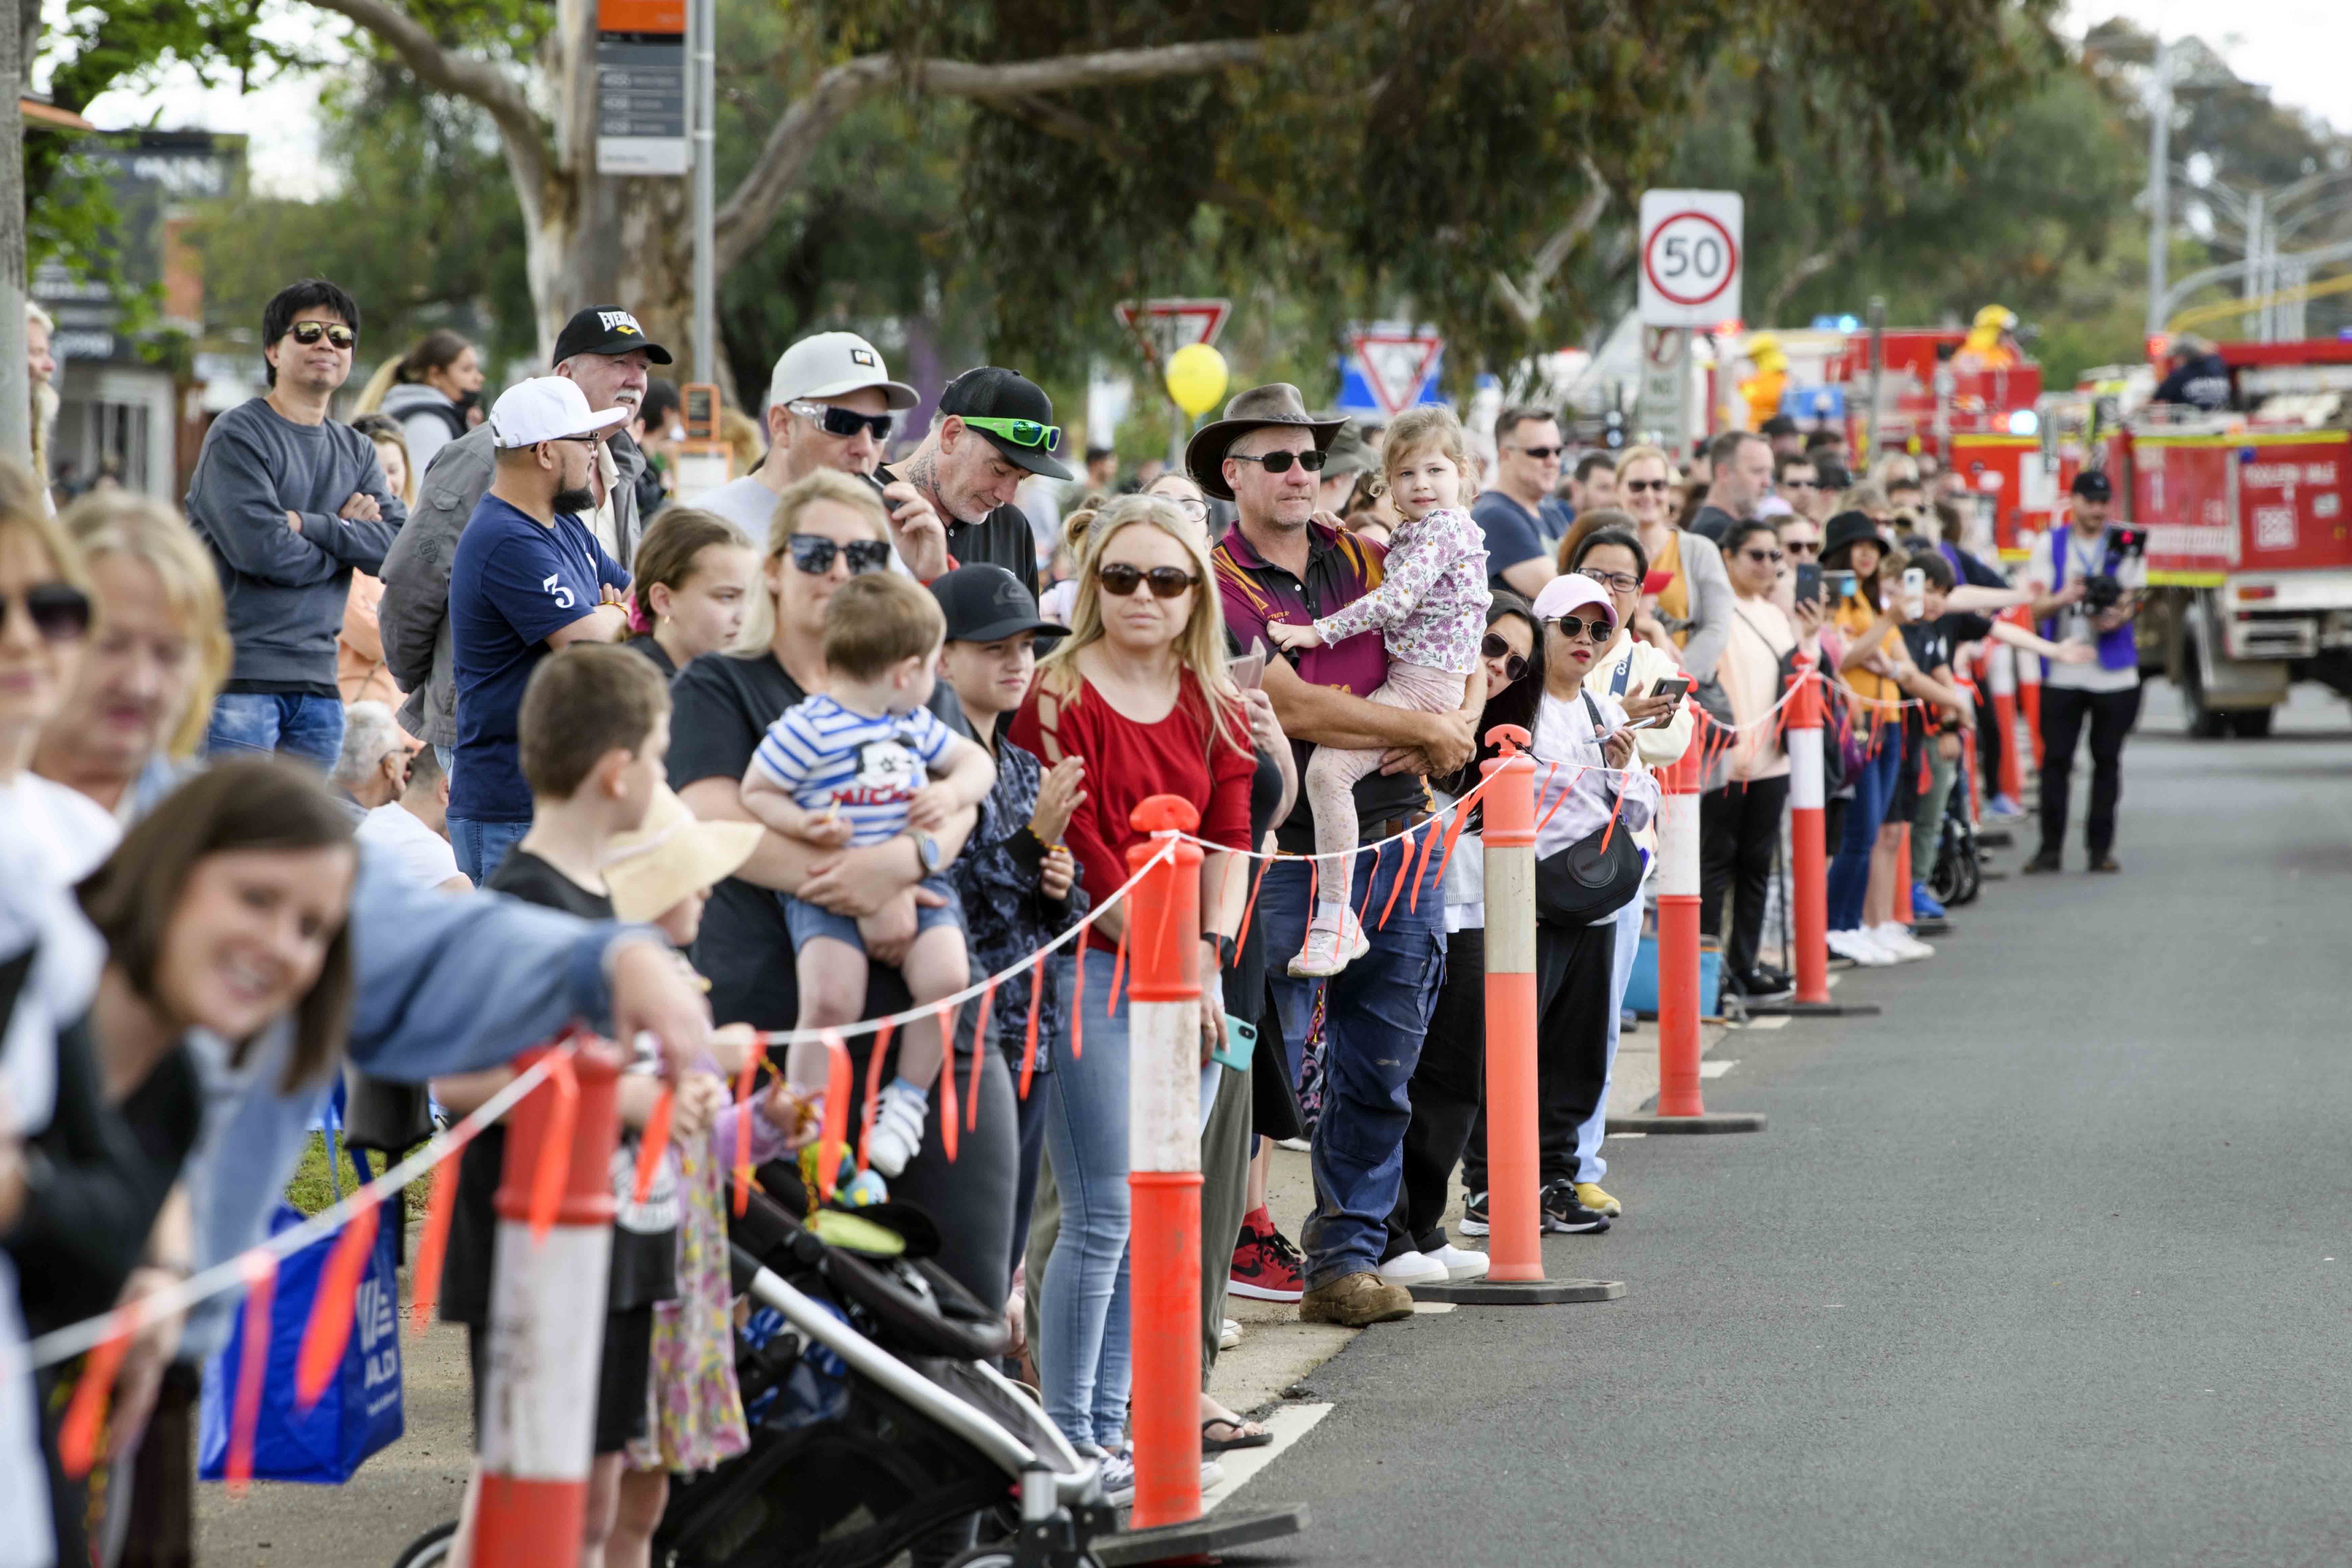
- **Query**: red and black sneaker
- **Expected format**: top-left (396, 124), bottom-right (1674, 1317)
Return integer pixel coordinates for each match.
top-left (1228, 1213), bottom-right (1305, 1302)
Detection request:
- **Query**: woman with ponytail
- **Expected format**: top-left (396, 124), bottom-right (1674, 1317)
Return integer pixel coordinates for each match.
top-left (355, 328), bottom-right (483, 474)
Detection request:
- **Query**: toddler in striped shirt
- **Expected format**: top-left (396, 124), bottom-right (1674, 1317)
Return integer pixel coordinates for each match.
top-left (741, 573), bottom-right (997, 1175)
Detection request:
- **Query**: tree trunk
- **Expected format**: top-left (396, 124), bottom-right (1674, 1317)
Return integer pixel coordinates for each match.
top-left (525, 171), bottom-right (738, 403)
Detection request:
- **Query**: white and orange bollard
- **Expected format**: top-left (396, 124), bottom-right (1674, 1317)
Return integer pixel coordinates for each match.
top-left (474, 1044), bottom-right (621, 1568)
top-left (1747, 656), bottom-right (1880, 1021)
top-left (1986, 638), bottom-right (2026, 808)
top-left (1613, 725), bottom-right (1764, 1132)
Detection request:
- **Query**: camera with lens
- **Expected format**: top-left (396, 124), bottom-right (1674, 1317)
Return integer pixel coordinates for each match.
top-left (2082, 573), bottom-right (2125, 614)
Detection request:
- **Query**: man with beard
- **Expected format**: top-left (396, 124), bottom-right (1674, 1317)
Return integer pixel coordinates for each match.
top-left (883, 366), bottom-right (1072, 597)
top-left (442, 377), bottom-right (636, 879)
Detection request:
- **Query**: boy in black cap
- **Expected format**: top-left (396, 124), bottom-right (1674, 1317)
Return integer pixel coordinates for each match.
top-left (929, 565), bottom-right (1087, 1263)
top-left (886, 367), bottom-right (1071, 598)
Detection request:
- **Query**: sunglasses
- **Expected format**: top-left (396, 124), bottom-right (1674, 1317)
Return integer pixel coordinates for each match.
top-left (0, 581), bottom-right (92, 643)
top-left (1554, 612), bottom-right (1615, 643)
top-left (1096, 562), bottom-right (1198, 599)
top-left (790, 401), bottom-right (895, 443)
top-left (1507, 445), bottom-right (1562, 461)
top-left (959, 415), bottom-right (1061, 452)
top-left (1622, 478), bottom-right (1669, 494)
top-left (1779, 477), bottom-right (1821, 490)
top-left (1579, 569), bottom-right (1642, 594)
top-left (788, 533), bottom-right (893, 576)
top-left (1480, 632), bottom-right (1530, 682)
top-left (1160, 496), bottom-right (1210, 520)
top-left (286, 321), bottom-right (356, 350)
top-left (1740, 547), bottom-right (1786, 565)
top-left (1783, 538), bottom-right (1821, 557)
top-left (1228, 449), bottom-right (1328, 475)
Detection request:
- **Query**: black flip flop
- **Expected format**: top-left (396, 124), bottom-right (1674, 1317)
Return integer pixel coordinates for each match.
top-left (1202, 1415), bottom-right (1274, 1453)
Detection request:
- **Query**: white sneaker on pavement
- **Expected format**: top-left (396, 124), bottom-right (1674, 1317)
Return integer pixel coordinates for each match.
top-left (1826, 929), bottom-right (1893, 967)
top-left (1872, 922), bottom-right (1935, 962)
top-left (1098, 1450), bottom-right (1225, 1507)
top-left (1219, 1317), bottom-right (1242, 1351)
top-left (1426, 1242), bottom-right (1489, 1282)
top-left (1376, 1250), bottom-right (1447, 1287)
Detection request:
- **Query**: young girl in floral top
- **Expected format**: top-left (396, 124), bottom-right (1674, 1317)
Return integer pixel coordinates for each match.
top-left (1267, 405), bottom-right (1491, 975)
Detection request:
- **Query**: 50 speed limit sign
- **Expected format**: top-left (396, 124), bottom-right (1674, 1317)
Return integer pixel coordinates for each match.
top-left (1638, 189), bottom-right (1743, 328)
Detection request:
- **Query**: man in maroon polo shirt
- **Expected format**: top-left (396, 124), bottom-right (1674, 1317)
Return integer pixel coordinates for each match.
top-left (1198, 383), bottom-right (1480, 1328)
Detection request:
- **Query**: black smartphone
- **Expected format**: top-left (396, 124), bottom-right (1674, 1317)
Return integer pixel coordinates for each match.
top-left (1795, 561), bottom-right (1823, 606)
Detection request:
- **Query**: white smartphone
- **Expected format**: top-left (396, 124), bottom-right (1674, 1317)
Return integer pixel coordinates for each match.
top-left (1901, 566), bottom-right (1926, 619)
top-left (1231, 649), bottom-right (1266, 691)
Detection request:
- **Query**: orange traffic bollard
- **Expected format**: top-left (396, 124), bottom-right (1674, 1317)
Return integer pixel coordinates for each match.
top-left (473, 1043), bottom-right (622, 1568)
top-left (1746, 656), bottom-right (1879, 1023)
top-left (1987, 638), bottom-right (2026, 806)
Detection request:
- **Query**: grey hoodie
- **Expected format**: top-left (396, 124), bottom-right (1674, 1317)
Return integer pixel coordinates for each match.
top-left (379, 381), bottom-right (469, 474)
top-left (184, 398), bottom-right (407, 689)
top-left (378, 423), bottom-right (648, 745)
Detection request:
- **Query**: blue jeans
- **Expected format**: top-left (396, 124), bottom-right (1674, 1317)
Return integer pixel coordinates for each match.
top-left (448, 817), bottom-right (532, 884)
top-left (1038, 945), bottom-right (1133, 1451)
top-left (1261, 836), bottom-right (1445, 1291)
top-left (1827, 728), bottom-right (1902, 931)
top-left (1573, 891), bottom-right (1648, 1184)
top-left (203, 691), bottom-right (346, 770)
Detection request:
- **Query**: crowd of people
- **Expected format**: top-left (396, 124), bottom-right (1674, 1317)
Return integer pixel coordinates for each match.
top-left (0, 276), bottom-right (2149, 1568)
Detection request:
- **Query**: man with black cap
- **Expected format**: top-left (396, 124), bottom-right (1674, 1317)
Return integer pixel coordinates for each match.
top-left (1199, 382), bottom-right (1481, 1329)
top-left (886, 366), bottom-right (1071, 597)
top-left (2021, 469), bottom-right (2145, 873)
top-left (380, 305), bottom-right (671, 760)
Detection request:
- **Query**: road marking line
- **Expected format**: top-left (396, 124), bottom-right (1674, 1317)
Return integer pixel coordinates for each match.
top-left (1205, 1401), bottom-right (1333, 1509)
top-left (1411, 1301), bottom-right (1456, 1315)
top-left (1699, 1059), bottom-right (1738, 1079)
top-left (1743, 1015), bottom-right (1790, 1030)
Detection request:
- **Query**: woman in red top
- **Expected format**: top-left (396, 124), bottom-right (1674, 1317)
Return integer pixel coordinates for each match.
top-left (1009, 494), bottom-right (1254, 1476)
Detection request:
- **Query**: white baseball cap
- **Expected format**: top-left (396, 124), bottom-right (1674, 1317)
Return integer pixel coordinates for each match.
top-left (765, 331), bottom-right (919, 415)
top-left (487, 376), bottom-right (630, 449)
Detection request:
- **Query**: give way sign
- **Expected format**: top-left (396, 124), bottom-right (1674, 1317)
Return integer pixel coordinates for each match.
top-left (1347, 324), bottom-right (1444, 417)
top-left (1638, 189), bottom-right (1743, 329)
top-left (1112, 298), bottom-right (1231, 368)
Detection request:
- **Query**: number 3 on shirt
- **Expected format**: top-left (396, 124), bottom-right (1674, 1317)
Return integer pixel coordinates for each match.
top-left (543, 573), bottom-right (576, 610)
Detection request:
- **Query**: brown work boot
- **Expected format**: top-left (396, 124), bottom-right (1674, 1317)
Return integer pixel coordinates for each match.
top-left (1299, 1270), bottom-right (1415, 1326)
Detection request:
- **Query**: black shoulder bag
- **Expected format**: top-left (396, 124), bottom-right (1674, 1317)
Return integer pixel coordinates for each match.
top-left (1534, 692), bottom-right (1647, 926)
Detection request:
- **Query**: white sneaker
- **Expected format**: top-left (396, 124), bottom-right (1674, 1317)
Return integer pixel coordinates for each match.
top-left (1826, 929), bottom-right (1892, 967)
top-left (1098, 1451), bottom-right (1225, 1508)
top-left (1426, 1242), bottom-right (1489, 1282)
top-left (1376, 1249), bottom-right (1447, 1287)
top-left (1275, 1137), bottom-right (1312, 1153)
top-left (1219, 1317), bottom-right (1242, 1351)
top-left (864, 1080), bottom-right (930, 1177)
top-left (1872, 922), bottom-right (1935, 962)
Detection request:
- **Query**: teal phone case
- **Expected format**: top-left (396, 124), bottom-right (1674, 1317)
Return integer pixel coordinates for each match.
top-left (1214, 1014), bottom-right (1256, 1071)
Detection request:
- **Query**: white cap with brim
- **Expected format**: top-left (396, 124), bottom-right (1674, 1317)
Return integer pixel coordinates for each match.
top-left (766, 331), bottom-right (920, 415)
top-left (488, 376), bottom-right (630, 449)
top-left (1532, 572), bottom-right (1615, 625)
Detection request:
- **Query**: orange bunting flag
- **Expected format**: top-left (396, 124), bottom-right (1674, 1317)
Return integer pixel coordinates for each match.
top-left (1356, 841), bottom-right (1382, 927)
top-left (1429, 795), bottom-right (1479, 895)
top-left (858, 1017), bottom-right (893, 1172)
top-left (1234, 853), bottom-right (1273, 953)
top-left (57, 1304), bottom-right (138, 1478)
top-left (1109, 916), bottom-right (1129, 1020)
top-left (295, 1185), bottom-right (381, 1411)
top-left (815, 1031), bottom-right (851, 1202)
top-left (936, 1002), bottom-right (961, 1165)
top-left (410, 1140), bottom-right (463, 1334)
top-left (1019, 962), bottom-right (1045, 1101)
top-left (633, 1084), bottom-right (673, 1206)
top-left (530, 1052), bottom-right (579, 1245)
top-left (225, 1252), bottom-right (277, 1498)
top-left (966, 979), bottom-right (996, 1132)
top-left (1379, 826), bottom-right (1414, 930)
top-left (1597, 782), bottom-right (1629, 853)
top-left (1071, 930), bottom-right (1088, 1061)
top-left (731, 1034), bottom-right (768, 1218)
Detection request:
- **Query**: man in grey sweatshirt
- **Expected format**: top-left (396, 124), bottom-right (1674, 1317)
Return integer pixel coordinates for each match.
top-left (378, 304), bottom-right (664, 753)
top-left (186, 278), bottom-right (407, 768)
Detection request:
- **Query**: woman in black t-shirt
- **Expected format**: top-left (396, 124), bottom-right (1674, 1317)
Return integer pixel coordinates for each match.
top-left (663, 469), bottom-right (1018, 1301)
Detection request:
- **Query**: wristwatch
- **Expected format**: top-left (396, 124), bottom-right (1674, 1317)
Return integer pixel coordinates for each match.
top-left (1203, 932), bottom-right (1238, 972)
top-left (907, 828), bottom-right (942, 876)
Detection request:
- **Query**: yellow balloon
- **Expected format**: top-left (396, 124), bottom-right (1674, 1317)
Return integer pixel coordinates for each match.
top-left (1165, 343), bottom-right (1229, 418)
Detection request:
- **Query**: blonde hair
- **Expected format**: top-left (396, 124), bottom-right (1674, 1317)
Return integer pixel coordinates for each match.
top-left (61, 492), bottom-right (232, 758)
top-left (1382, 406), bottom-right (1478, 500)
top-left (1837, 480), bottom-right (1890, 517)
top-left (1036, 494), bottom-right (1246, 760)
top-left (720, 407), bottom-right (763, 476)
top-left (366, 427), bottom-right (419, 508)
top-left (1869, 453), bottom-right (1920, 488)
top-left (731, 469), bottom-right (892, 655)
top-left (1612, 443), bottom-right (1681, 487)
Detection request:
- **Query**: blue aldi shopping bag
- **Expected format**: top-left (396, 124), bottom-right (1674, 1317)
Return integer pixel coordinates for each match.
top-left (198, 1152), bottom-right (404, 1484)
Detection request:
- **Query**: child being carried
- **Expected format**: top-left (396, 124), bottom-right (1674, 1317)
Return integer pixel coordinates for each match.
top-left (740, 572), bottom-right (998, 1175)
top-left (1266, 405), bottom-right (1490, 976)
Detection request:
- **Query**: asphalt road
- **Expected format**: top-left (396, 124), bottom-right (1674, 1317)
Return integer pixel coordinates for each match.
top-left (1248, 682), bottom-right (2352, 1567)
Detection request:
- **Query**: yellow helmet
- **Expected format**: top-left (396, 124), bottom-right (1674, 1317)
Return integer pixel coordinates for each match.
top-left (1974, 304), bottom-right (2017, 332)
top-left (1745, 331), bottom-right (1782, 358)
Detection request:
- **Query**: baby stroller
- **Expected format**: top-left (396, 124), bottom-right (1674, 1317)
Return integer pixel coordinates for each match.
top-left (392, 1178), bottom-right (1109, 1568)
top-left (1926, 761), bottom-right (1983, 910)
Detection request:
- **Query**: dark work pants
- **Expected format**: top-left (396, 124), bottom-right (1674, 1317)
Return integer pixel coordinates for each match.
top-left (2036, 684), bottom-right (2142, 860)
top-left (1386, 927), bottom-right (1487, 1258)
top-left (1701, 774), bottom-right (1791, 984)
top-left (1464, 917), bottom-right (1617, 1191)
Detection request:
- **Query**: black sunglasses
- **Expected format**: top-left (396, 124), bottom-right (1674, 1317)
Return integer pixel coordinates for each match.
top-left (1783, 539), bottom-right (1822, 556)
top-left (287, 321), bottom-right (356, 350)
top-left (1740, 547), bottom-right (1786, 565)
top-left (1507, 445), bottom-right (1562, 461)
top-left (1097, 562), bottom-right (1198, 599)
top-left (1622, 478), bottom-right (1669, 493)
top-left (1779, 477), bottom-right (1821, 490)
top-left (0, 581), bottom-right (93, 643)
top-left (790, 401), bottom-right (895, 443)
top-left (1480, 631), bottom-right (1529, 682)
top-left (1228, 449), bottom-right (1327, 475)
top-left (788, 533), bottom-right (893, 576)
top-left (1554, 612), bottom-right (1615, 643)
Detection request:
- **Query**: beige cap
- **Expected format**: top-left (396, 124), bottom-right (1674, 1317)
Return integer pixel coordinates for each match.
top-left (601, 783), bottom-right (764, 923)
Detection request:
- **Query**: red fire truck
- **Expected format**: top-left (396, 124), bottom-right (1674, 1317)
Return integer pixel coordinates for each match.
top-left (2106, 339), bottom-right (2352, 737)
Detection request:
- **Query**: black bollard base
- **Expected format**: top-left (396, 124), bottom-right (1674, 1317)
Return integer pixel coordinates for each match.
top-left (1410, 1276), bottom-right (1624, 1305)
top-left (1606, 1110), bottom-right (1767, 1134)
top-left (1094, 1503), bottom-right (1312, 1565)
top-left (1741, 998), bottom-right (1882, 1018)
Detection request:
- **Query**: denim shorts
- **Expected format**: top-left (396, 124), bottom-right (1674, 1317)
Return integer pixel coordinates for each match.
top-left (783, 874), bottom-right (963, 953)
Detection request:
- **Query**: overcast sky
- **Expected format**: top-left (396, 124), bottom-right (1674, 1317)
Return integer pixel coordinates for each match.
top-left (57, 2), bottom-right (2352, 199)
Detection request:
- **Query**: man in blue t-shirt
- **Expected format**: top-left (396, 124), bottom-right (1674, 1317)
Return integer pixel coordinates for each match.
top-left (445, 377), bottom-right (635, 880)
top-left (1472, 404), bottom-right (1574, 597)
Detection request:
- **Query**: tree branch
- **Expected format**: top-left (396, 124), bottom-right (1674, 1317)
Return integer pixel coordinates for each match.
top-left (1761, 231), bottom-right (1861, 321)
top-left (715, 38), bottom-right (1290, 274)
top-left (1492, 158), bottom-right (1612, 326)
top-left (302, 0), bottom-right (551, 230)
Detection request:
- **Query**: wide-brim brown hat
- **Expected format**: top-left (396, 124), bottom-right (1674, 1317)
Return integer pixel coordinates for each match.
top-left (601, 783), bottom-right (764, 923)
top-left (1185, 383), bottom-right (1348, 501)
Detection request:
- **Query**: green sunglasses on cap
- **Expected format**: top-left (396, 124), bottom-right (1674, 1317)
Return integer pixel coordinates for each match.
top-left (958, 414), bottom-right (1062, 453)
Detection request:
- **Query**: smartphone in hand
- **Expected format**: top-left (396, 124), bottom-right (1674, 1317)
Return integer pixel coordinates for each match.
top-left (1230, 649), bottom-right (1266, 691)
top-left (1795, 562), bottom-right (1822, 606)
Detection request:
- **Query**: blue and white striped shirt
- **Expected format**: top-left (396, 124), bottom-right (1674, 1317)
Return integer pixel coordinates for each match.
top-left (750, 694), bottom-right (957, 846)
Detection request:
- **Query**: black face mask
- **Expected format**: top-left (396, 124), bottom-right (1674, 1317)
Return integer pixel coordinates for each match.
top-left (551, 483), bottom-right (597, 515)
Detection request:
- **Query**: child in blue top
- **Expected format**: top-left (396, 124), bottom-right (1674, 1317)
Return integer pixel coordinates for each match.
top-left (740, 571), bottom-right (996, 1174)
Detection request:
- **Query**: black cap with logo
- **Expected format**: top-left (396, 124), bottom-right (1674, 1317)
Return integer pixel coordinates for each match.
top-left (930, 565), bottom-right (1062, 644)
top-left (2070, 470), bottom-right (2112, 501)
top-left (552, 306), bottom-right (674, 366)
top-left (939, 367), bottom-right (1074, 481)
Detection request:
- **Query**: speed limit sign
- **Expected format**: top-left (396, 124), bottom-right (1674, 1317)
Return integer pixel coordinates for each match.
top-left (1638, 189), bottom-right (1743, 328)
